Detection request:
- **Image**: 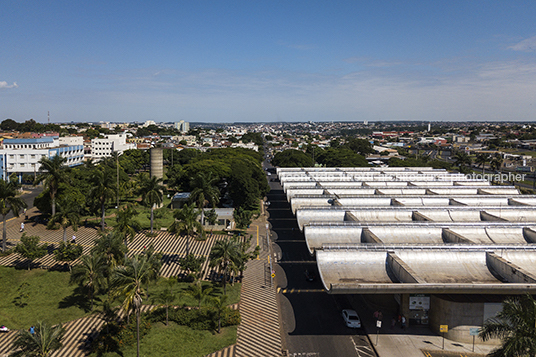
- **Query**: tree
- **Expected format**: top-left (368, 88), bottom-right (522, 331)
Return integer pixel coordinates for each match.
top-left (234, 207), bottom-right (252, 230)
top-left (475, 153), bottom-right (490, 174)
top-left (34, 155), bottom-right (70, 216)
top-left (209, 294), bottom-right (229, 333)
top-left (0, 178), bottom-right (27, 252)
top-left (454, 151), bottom-right (472, 172)
top-left (136, 173), bottom-right (165, 233)
top-left (155, 277), bottom-right (177, 326)
top-left (205, 208), bottom-right (218, 226)
top-left (90, 168), bottom-right (116, 231)
top-left (47, 195), bottom-right (81, 243)
top-left (112, 254), bottom-right (159, 357)
top-left (479, 294), bottom-right (536, 357)
top-left (9, 321), bottom-right (65, 357)
top-left (209, 238), bottom-right (239, 294)
top-left (185, 280), bottom-right (213, 308)
top-left (114, 205), bottom-right (141, 254)
top-left (91, 231), bottom-right (127, 280)
top-left (231, 236), bottom-right (259, 282)
top-left (70, 252), bottom-right (107, 310)
top-left (53, 241), bottom-right (83, 270)
top-left (178, 253), bottom-right (206, 280)
top-left (169, 204), bottom-right (204, 257)
top-left (490, 155), bottom-right (504, 172)
top-left (14, 234), bottom-right (47, 270)
top-left (189, 172), bottom-right (220, 225)
top-left (272, 149), bottom-right (313, 167)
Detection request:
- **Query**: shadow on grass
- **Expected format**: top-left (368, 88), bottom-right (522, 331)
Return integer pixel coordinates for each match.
top-left (58, 286), bottom-right (92, 312)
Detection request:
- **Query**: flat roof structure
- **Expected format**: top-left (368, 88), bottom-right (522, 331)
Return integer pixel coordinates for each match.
top-left (277, 167), bottom-right (536, 295)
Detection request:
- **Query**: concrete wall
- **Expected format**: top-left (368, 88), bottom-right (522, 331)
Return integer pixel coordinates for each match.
top-left (428, 296), bottom-right (499, 344)
top-left (386, 252), bottom-right (425, 283)
top-left (486, 252), bottom-right (536, 283)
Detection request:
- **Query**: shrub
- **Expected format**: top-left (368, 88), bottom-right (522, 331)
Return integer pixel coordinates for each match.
top-left (91, 316), bottom-right (151, 354)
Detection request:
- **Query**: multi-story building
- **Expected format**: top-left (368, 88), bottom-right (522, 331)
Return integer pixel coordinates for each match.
top-left (90, 134), bottom-right (136, 161)
top-left (0, 136), bottom-right (84, 181)
top-left (175, 120), bottom-right (190, 133)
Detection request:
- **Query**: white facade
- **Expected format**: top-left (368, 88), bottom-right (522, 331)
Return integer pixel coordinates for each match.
top-left (0, 136), bottom-right (84, 181)
top-left (90, 134), bottom-right (136, 161)
top-left (175, 120), bottom-right (190, 133)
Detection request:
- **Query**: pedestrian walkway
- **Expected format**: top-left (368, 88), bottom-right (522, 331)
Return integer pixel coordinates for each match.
top-left (234, 219), bottom-right (282, 357)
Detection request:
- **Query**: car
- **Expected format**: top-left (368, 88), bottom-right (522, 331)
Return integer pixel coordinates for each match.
top-left (342, 309), bottom-right (361, 328)
top-left (304, 269), bottom-right (316, 282)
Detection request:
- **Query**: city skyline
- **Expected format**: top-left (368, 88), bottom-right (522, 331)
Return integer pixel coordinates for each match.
top-left (1, 1), bottom-right (536, 123)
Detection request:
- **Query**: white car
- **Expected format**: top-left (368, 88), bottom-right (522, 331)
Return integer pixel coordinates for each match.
top-left (342, 309), bottom-right (361, 328)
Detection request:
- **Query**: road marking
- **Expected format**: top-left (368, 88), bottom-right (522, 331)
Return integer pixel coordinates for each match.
top-left (278, 288), bottom-right (325, 294)
top-left (350, 336), bottom-right (376, 357)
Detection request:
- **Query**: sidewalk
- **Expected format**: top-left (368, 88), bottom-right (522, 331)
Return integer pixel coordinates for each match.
top-left (349, 295), bottom-right (497, 357)
top-left (234, 216), bottom-right (282, 357)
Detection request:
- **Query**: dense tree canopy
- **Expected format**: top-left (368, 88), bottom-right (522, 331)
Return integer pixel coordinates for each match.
top-left (272, 149), bottom-right (313, 167)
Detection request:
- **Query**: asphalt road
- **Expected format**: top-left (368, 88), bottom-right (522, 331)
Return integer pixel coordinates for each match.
top-left (5, 185), bottom-right (43, 221)
top-left (265, 164), bottom-right (377, 357)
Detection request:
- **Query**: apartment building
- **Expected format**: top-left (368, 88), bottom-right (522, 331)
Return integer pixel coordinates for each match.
top-left (90, 133), bottom-right (136, 161)
top-left (0, 136), bottom-right (84, 181)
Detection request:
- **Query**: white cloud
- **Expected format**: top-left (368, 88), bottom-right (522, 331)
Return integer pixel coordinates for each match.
top-left (0, 81), bottom-right (18, 89)
top-left (508, 35), bottom-right (536, 52)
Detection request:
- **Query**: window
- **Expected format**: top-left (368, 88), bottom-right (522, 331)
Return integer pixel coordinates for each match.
top-left (20, 155), bottom-right (25, 159)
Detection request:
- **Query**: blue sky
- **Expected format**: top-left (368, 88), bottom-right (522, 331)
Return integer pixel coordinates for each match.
top-left (1, 1), bottom-right (536, 123)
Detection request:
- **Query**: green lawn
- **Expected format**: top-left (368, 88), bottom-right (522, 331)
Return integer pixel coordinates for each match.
top-left (91, 323), bottom-right (237, 357)
top-left (0, 266), bottom-right (88, 329)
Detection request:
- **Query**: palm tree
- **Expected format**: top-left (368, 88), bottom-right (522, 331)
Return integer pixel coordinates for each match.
top-left (91, 231), bottom-right (127, 281)
top-left (231, 236), bottom-right (259, 283)
top-left (136, 173), bottom-right (165, 233)
top-left (490, 155), bottom-right (504, 172)
top-left (185, 280), bottom-right (213, 308)
top-left (169, 204), bottom-right (203, 257)
top-left (479, 293), bottom-right (536, 357)
top-left (91, 295), bottom-right (119, 333)
top-left (33, 155), bottom-right (70, 216)
top-left (9, 321), bottom-right (65, 357)
top-left (70, 253), bottom-right (107, 310)
top-left (189, 172), bottom-right (220, 224)
top-left (0, 179), bottom-right (27, 252)
top-left (209, 238), bottom-right (239, 294)
top-left (209, 294), bottom-right (229, 334)
top-left (142, 243), bottom-right (162, 297)
top-left (155, 277), bottom-right (177, 326)
top-left (48, 195), bottom-right (81, 243)
top-left (112, 254), bottom-right (159, 357)
top-left (454, 151), bottom-right (471, 172)
top-left (90, 168), bottom-right (116, 231)
top-left (114, 205), bottom-right (141, 254)
top-left (475, 153), bottom-right (490, 174)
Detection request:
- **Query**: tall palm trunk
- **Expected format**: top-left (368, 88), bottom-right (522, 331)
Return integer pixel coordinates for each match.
top-left (136, 307), bottom-right (141, 357)
top-left (101, 201), bottom-right (106, 231)
top-left (150, 206), bottom-right (154, 233)
top-left (51, 195), bottom-right (56, 217)
top-left (62, 227), bottom-right (67, 243)
top-left (2, 215), bottom-right (7, 252)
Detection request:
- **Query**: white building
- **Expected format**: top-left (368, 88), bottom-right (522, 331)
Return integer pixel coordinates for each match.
top-left (0, 136), bottom-right (84, 181)
top-left (175, 120), bottom-right (190, 133)
top-left (90, 134), bottom-right (136, 161)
